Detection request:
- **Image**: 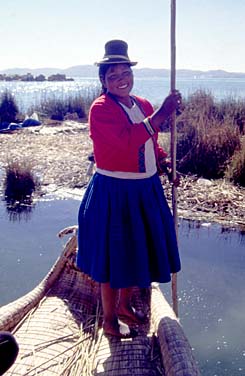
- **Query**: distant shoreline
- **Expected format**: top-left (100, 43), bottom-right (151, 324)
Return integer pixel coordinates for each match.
top-left (0, 73), bottom-right (74, 82)
top-left (1, 65), bottom-right (245, 80)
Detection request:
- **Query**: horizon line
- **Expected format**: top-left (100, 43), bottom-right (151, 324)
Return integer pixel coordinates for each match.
top-left (0, 64), bottom-right (245, 76)
top-left (0, 65), bottom-right (245, 75)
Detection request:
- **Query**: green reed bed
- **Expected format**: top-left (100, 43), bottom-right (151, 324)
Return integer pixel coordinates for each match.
top-left (225, 138), bottom-right (245, 187)
top-left (0, 90), bottom-right (20, 127)
top-left (3, 160), bottom-right (40, 203)
top-left (30, 87), bottom-right (100, 122)
top-left (175, 90), bottom-right (244, 186)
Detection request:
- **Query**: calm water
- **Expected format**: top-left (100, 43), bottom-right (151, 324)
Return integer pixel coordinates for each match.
top-left (1, 76), bottom-right (245, 114)
top-left (0, 197), bottom-right (244, 376)
top-left (169, 221), bottom-right (245, 376)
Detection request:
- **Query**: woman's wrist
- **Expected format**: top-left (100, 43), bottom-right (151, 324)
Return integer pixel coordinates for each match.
top-left (143, 109), bottom-right (168, 135)
top-left (150, 111), bottom-right (167, 131)
top-left (143, 117), bottom-right (156, 136)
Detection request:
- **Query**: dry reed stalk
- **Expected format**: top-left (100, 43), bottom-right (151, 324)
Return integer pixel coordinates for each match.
top-left (60, 332), bottom-right (95, 375)
top-left (11, 291), bottom-right (53, 336)
top-left (20, 334), bottom-right (78, 360)
top-left (11, 306), bottom-right (36, 336)
top-left (162, 175), bottom-right (245, 228)
top-left (22, 334), bottom-right (93, 376)
top-left (58, 301), bottom-right (102, 376)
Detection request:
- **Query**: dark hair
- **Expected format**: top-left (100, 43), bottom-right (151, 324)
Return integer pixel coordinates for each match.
top-left (99, 64), bottom-right (112, 94)
top-left (98, 64), bottom-right (112, 78)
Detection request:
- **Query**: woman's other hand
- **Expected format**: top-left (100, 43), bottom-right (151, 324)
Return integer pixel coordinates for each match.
top-left (158, 157), bottom-right (181, 187)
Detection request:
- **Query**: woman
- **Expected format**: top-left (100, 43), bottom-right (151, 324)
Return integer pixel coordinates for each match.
top-left (77, 40), bottom-right (181, 338)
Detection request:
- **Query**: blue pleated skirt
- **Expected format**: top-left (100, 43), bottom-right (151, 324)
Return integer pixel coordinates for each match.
top-left (77, 172), bottom-right (181, 288)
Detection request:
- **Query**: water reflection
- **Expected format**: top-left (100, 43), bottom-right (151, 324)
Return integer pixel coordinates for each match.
top-left (179, 218), bottom-right (245, 245)
top-left (5, 199), bottom-right (35, 222)
top-left (220, 225), bottom-right (245, 241)
top-left (173, 219), bottom-right (245, 376)
top-left (1, 162), bottom-right (38, 222)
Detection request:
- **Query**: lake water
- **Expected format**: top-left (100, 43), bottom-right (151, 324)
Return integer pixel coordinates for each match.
top-left (1, 76), bottom-right (245, 114)
top-left (0, 197), bottom-right (244, 376)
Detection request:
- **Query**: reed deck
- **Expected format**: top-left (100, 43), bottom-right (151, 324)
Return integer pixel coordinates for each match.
top-left (0, 229), bottom-right (199, 375)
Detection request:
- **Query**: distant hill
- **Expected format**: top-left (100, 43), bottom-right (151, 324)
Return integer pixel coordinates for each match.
top-left (0, 66), bottom-right (97, 78)
top-left (1, 66), bottom-right (245, 79)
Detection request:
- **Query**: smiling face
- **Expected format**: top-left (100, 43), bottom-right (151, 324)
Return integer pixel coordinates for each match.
top-left (100, 63), bottom-right (134, 106)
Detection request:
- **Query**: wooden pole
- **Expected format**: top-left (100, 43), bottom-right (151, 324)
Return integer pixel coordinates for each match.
top-left (170, 0), bottom-right (178, 317)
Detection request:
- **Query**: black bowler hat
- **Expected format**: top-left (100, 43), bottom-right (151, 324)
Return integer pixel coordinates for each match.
top-left (95, 40), bottom-right (137, 66)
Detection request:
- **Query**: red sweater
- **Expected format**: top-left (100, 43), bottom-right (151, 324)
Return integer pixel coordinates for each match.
top-left (89, 94), bottom-right (167, 173)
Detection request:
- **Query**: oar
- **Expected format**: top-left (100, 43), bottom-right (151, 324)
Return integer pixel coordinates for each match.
top-left (170, 0), bottom-right (179, 317)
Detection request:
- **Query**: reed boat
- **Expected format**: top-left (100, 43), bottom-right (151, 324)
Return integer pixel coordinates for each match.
top-left (0, 226), bottom-right (200, 375)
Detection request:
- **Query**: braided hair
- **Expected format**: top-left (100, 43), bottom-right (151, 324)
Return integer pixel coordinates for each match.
top-left (98, 64), bottom-right (111, 94)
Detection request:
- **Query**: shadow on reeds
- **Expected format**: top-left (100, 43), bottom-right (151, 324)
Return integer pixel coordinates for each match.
top-left (2, 160), bottom-right (40, 221)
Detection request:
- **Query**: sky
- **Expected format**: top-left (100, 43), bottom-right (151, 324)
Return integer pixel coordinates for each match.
top-left (1, 0), bottom-right (244, 72)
